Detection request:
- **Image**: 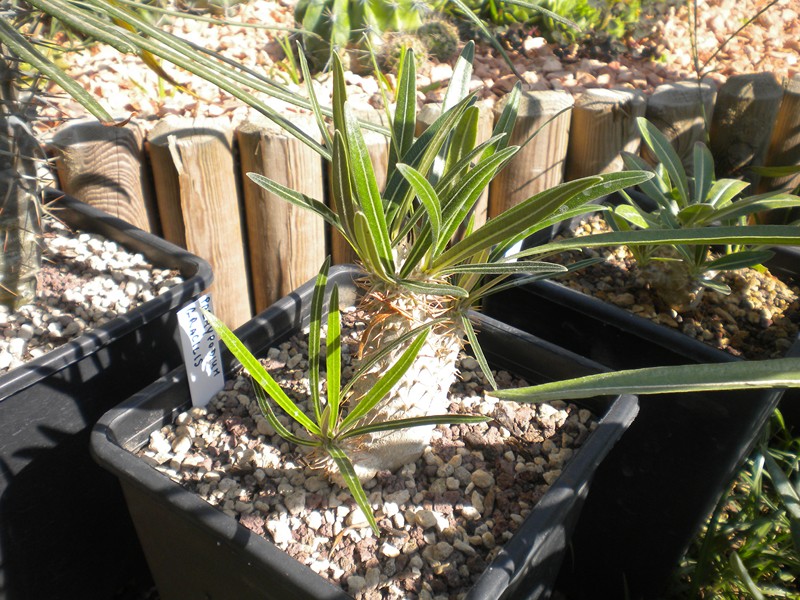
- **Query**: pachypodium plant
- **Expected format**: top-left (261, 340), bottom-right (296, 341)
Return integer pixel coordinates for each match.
top-left (240, 42), bottom-right (800, 481)
top-left (295, 0), bottom-right (430, 70)
top-left (610, 117), bottom-right (800, 309)
top-left (204, 258), bottom-right (487, 535)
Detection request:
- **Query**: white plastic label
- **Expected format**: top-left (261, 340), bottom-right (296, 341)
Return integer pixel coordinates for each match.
top-left (177, 294), bottom-right (223, 407)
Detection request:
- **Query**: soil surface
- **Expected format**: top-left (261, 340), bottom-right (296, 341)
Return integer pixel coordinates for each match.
top-left (33, 0), bottom-right (799, 132)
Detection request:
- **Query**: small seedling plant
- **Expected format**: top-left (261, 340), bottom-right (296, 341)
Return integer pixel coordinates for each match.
top-left (203, 258), bottom-right (488, 536)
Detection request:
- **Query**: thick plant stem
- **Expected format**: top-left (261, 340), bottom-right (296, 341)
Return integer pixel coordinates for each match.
top-left (341, 282), bottom-right (465, 480)
top-left (0, 53), bottom-right (41, 310)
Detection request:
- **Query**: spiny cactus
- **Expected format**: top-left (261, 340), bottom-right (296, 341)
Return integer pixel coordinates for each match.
top-left (378, 31), bottom-right (427, 73)
top-left (295, 0), bottom-right (430, 70)
top-left (416, 15), bottom-right (459, 62)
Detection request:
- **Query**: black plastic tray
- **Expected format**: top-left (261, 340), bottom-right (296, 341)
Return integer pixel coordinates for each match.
top-left (92, 265), bottom-right (637, 600)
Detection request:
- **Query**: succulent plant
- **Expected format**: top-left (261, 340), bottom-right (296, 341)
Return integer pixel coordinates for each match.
top-left (416, 15), bottom-right (460, 62)
top-left (378, 31), bottom-right (428, 72)
top-left (294, 0), bottom-right (430, 70)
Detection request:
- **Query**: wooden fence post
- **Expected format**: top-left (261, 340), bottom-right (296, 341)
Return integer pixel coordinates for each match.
top-left (416, 101), bottom-right (494, 230)
top-left (147, 116), bottom-right (251, 327)
top-left (644, 80), bottom-right (716, 173)
top-left (709, 72), bottom-right (783, 178)
top-left (51, 119), bottom-right (158, 233)
top-left (238, 111), bottom-right (327, 312)
top-left (489, 90), bottom-right (573, 217)
top-left (759, 74), bottom-right (800, 193)
top-left (565, 88), bottom-right (646, 180)
top-left (329, 107), bottom-right (389, 265)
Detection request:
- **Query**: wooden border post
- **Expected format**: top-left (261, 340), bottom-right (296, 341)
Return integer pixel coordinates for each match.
top-left (147, 116), bottom-right (252, 327)
top-left (644, 80), bottom-right (716, 173)
top-left (565, 88), bottom-right (646, 180)
top-left (759, 74), bottom-right (800, 193)
top-left (51, 119), bottom-right (158, 233)
top-left (709, 72), bottom-right (783, 178)
top-left (489, 90), bottom-right (573, 217)
top-left (239, 112), bottom-right (327, 311)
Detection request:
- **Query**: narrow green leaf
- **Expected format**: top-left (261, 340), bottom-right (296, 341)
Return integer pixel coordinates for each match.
top-left (502, 0), bottom-right (582, 31)
top-left (705, 178), bottom-right (749, 208)
top-left (677, 203), bottom-right (716, 226)
top-left (712, 195), bottom-right (800, 222)
top-left (247, 173), bottom-right (342, 232)
top-left (693, 142), bottom-right (714, 204)
top-left (461, 314), bottom-right (498, 390)
top-left (343, 414), bottom-right (489, 438)
top-left (202, 310), bottom-right (321, 435)
top-left (388, 46), bottom-right (417, 180)
top-left (252, 383), bottom-right (320, 447)
top-left (491, 357), bottom-right (800, 404)
top-left (297, 44), bottom-right (333, 149)
top-left (308, 257), bottom-right (331, 423)
top-left (396, 164), bottom-right (442, 249)
top-left (729, 552), bottom-right (765, 600)
top-left (326, 285), bottom-right (341, 434)
top-left (763, 449), bottom-right (800, 521)
top-left (396, 278), bottom-right (470, 299)
top-left (432, 178), bottom-right (601, 271)
top-left (354, 212), bottom-right (390, 281)
top-left (484, 82), bottom-right (520, 159)
top-left (441, 261), bottom-right (567, 275)
top-left (341, 321), bottom-right (442, 398)
top-left (344, 102), bottom-right (393, 270)
top-left (620, 152), bottom-right (674, 212)
top-left (444, 106), bottom-right (480, 181)
top-left (327, 445), bottom-right (380, 536)
top-left (704, 250), bottom-right (775, 272)
top-left (637, 117), bottom-right (690, 207)
top-left (443, 42), bottom-right (475, 113)
top-left (0, 18), bottom-right (113, 122)
top-left (331, 52), bottom-right (348, 135)
top-left (340, 328), bottom-right (430, 431)
top-left (331, 130), bottom-right (358, 245)
top-left (614, 204), bottom-right (651, 229)
top-left (520, 225), bottom-right (800, 259)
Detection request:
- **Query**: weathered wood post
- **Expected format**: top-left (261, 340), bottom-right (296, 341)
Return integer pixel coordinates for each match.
top-left (709, 72), bottom-right (783, 178)
top-left (51, 118), bottom-right (158, 233)
top-left (329, 107), bottom-right (389, 265)
top-left (416, 101), bottom-right (494, 231)
top-left (644, 80), bottom-right (716, 173)
top-left (565, 88), bottom-right (646, 180)
top-left (759, 74), bottom-right (800, 193)
top-left (489, 90), bottom-right (573, 217)
top-left (238, 111), bottom-right (327, 311)
top-left (148, 116), bottom-right (251, 327)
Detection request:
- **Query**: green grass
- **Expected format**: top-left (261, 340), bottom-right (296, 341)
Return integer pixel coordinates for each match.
top-left (667, 410), bottom-right (800, 599)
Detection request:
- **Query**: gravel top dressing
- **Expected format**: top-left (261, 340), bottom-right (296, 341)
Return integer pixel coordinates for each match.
top-left (0, 214), bottom-right (184, 375)
top-left (139, 309), bottom-right (597, 600)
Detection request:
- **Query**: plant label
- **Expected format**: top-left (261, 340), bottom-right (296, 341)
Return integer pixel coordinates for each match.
top-left (177, 294), bottom-right (223, 407)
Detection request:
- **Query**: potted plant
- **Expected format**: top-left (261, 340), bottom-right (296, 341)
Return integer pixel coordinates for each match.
top-left (93, 44), bottom-right (800, 599)
top-left (483, 118), bottom-right (800, 597)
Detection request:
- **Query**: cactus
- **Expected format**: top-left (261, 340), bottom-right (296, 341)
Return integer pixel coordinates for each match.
top-left (378, 32), bottom-right (428, 73)
top-left (295, 0), bottom-right (430, 70)
top-left (0, 52), bottom-right (42, 311)
top-left (416, 15), bottom-right (460, 62)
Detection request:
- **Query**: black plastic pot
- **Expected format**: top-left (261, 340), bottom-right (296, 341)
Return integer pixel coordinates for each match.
top-left (0, 192), bottom-right (213, 600)
top-left (92, 265), bottom-right (637, 600)
top-left (483, 244), bottom-right (800, 599)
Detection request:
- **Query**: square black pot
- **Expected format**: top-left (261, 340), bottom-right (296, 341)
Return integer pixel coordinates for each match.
top-left (0, 191), bottom-right (213, 600)
top-left (92, 265), bottom-right (637, 600)
top-left (483, 238), bottom-right (800, 599)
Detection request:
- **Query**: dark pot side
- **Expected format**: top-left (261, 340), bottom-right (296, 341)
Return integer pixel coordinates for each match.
top-left (483, 230), bottom-right (800, 599)
top-left (91, 265), bottom-right (637, 600)
top-left (0, 192), bottom-right (213, 600)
